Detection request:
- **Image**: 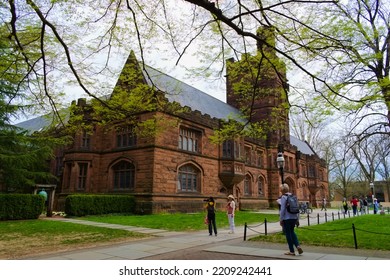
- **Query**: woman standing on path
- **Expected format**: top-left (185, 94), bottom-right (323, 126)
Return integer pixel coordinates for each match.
top-left (226, 195), bottom-right (235, 234)
top-left (205, 197), bottom-right (217, 236)
top-left (279, 184), bottom-right (303, 256)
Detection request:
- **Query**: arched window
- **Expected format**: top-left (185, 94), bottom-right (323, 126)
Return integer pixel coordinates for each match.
top-left (178, 164), bottom-right (200, 192)
top-left (258, 177), bottom-right (264, 196)
top-left (244, 174), bottom-right (251, 195)
top-left (113, 161), bottom-right (135, 190)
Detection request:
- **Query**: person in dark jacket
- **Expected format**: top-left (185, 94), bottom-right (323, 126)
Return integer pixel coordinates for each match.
top-left (205, 197), bottom-right (217, 236)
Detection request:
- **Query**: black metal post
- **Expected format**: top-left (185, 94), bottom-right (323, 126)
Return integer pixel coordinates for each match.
top-left (352, 223), bottom-right (358, 249)
top-left (307, 214), bottom-right (310, 226)
top-left (280, 168), bottom-right (284, 184)
top-left (264, 218), bottom-right (268, 236)
top-left (244, 222), bottom-right (247, 241)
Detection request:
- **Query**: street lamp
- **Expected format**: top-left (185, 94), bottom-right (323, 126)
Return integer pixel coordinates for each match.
top-left (276, 152), bottom-right (285, 184)
top-left (370, 181), bottom-right (375, 202)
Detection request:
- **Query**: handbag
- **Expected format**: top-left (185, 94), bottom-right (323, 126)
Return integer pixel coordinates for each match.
top-left (204, 216), bottom-right (209, 225)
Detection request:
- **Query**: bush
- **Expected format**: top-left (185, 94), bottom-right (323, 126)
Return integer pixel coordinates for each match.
top-left (65, 194), bottom-right (136, 216)
top-left (0, 194), bottom-right (45, 220)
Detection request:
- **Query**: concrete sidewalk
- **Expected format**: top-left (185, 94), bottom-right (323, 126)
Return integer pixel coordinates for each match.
top-left (25, 210), bottom-right (390, 260)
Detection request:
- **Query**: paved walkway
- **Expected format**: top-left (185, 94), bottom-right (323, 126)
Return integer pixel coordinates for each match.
top-left (26, 210), bottom-right (390, 260)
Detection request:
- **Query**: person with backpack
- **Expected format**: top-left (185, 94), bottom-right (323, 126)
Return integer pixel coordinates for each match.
top-left (205, 197), bottom-right (217, 236)
top-left (342, 198), bottom-right (348, 214)
top-left (279, 183), bottom-right (303, 256)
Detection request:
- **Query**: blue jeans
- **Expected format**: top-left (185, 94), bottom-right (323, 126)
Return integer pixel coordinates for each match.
top-left (352, 205), bottom-right (357, 215)
top-left (284, 219), bottom-right (300, 253)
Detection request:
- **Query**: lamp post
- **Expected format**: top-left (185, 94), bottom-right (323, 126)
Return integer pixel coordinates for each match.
top-left (370, 181), bottom-right (375, 202)
top-left (276, 152), bottom-right (285, 184)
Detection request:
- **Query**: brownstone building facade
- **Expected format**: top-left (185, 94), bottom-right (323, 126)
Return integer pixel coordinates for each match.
top-left (18, 39), bottom-right (328, 213)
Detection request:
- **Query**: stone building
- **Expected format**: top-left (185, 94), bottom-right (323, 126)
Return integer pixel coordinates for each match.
top-left (17, 36), bottom-right (328, 213)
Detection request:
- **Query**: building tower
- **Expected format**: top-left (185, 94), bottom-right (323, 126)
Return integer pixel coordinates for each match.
top-left (225, 26), bottom-right (290, 147)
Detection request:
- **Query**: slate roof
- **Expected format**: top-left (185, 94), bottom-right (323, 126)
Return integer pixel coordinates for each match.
top-left (143, 65), bottom-right (241, 120)
top-left (290, 135), bottom-right (315, 156)
top-left (16, 114), bottom-right (51, 133)
top-left (16, 62), bottom-right (315, 156)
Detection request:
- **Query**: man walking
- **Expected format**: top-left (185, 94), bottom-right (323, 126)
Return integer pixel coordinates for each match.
top-left (351, 196), bottom-right (359, 216)
top-left (321, 197), bottom-right (327, 211)
top-left (279, 183), bottom-right (303, 256)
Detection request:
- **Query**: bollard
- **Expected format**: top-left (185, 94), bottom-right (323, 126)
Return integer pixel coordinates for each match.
top-left (264, 218), bottom-right (268, 236)
top-left (338, 212), bottom-right (340, 220)
top-left (325, 213), bottom-right (328, 222)
top-left (332, 212), bottom-right (334, 221)
top-left (317, 213), bottom-right (320, 224)
top-left (307, 213), bottom-right (310, 226)
top-left (352, 223), bottom-right (358, 249)
top-left (244, 223), bottom-right (247, 241)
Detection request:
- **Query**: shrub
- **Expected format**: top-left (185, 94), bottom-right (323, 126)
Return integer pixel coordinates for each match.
top-left (0, 194), bottom-right (45, 220)
top-left (65, 194), bottom-right (135, 216)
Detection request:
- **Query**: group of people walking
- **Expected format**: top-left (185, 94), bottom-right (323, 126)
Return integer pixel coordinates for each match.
top-left (342, 196), bottom-right (381, 215)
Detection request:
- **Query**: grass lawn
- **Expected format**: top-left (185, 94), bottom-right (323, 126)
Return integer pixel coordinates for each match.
top-left (78, 211), bottom-right (281, 231)
top-left (0, 219), bottom-right (148, 259)
top-left (250, 214), bottom-right (390, 250)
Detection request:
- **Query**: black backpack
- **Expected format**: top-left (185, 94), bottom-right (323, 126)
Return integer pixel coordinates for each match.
top-left (285, 194), bottom-right (300, 214)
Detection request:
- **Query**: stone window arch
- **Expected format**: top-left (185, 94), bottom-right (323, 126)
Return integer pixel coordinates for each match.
top-left (258, 176), bottom-right (265, 197)
top-left (244, 174), bottom-right (252, 196)
top-left (112, 160), bottom-right (135, 190)
top-left (177, 164), bottom-right (200, 192)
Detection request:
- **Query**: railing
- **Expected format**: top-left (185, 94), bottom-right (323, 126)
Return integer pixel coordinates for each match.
top-left (243, 207), bottom-right (390, 248)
